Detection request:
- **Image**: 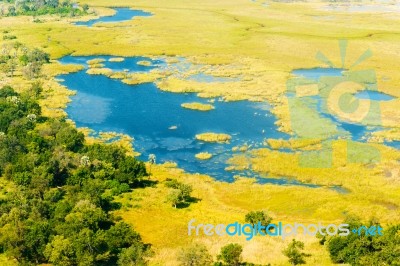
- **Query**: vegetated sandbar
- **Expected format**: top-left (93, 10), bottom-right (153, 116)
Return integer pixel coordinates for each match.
top-left (195, 152), bottom-right (213, 160)
top-left (137, 60), bottom-right (152, 66)
top-left (181, 102), bottom-right (215, 111)
top-left (109, 57), bottom-right (125, 62)
top-left (195, 132), bottom-right (231, 143)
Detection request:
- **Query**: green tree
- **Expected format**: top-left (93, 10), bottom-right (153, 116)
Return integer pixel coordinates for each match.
top-left (217, 243), bottom-right (242, 266)
top-left (165, 179), bottom-right (193, 207)
top-left (44, 235), bottom-right (75, 266)
top-left (82, 3), bottom-right (89, 12)
top-left (167, 188), bottom-right (181, 208)
top-left (245, 210), bottom-right (272, 229)
top-left (8, 6), bottom-right (16, 16)
top-left (117, 242), bottom-right (152, 266)
top-left (326, 218), bottom-right (400, 266)
top-left (283, 239), bottom-right (310, 265)
top-left (55, 125), bottom-right (84, 152)
top-left (178, 243), bottom-right (213, 266)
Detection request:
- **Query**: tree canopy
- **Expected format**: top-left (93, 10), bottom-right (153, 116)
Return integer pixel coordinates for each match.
top-left (0, 85), bottom-right (151, 265)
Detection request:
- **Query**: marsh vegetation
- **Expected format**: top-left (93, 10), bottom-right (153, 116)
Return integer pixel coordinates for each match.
top-left (0, 0), bottom-right (400, 264)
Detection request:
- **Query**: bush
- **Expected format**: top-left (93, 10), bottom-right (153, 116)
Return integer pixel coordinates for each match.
top-left (283, 239), bottom-right (310, 265)
top-left (326, 218), bottom-right (400, 265)
top-left (217, 243), bottom-right (242, 266)
top-left (178, 243), bottom-right (213, 266)
top-left (245, 211), bottom-right (272, 231)
top-left (3, 35), bottom-right (17, 40)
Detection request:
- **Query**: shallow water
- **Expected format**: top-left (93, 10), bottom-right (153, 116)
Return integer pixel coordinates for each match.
top-left (59, 55), bottom-right (297, 184)
top-left (75, 8), bottom-right (152, 26)
top-left (386, 141), bottom-right (400, 150)
top-left (292, 68), bottom-right (343, 81)
top-left (354, 90), bottom-right (395, 101)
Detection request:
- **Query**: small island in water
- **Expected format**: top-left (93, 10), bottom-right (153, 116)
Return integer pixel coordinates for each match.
top-left (181, 102), bottom-right (215, 111)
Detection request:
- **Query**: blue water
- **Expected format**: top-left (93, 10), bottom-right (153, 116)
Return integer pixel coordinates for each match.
top-left (354, 90), bottom-right (395, 101)
top-left (74, 8), bottom-right (152, 26)
top-left (385, 141), bottom-right (400, 150)
top-left (292, 68), bottom-right (344, 81)
top-left (58, 55), bottom-right (298, 184)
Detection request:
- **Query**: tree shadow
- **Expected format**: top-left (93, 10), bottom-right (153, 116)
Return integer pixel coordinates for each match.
top-left (131, 179), bottom-right (158, 189)
top-left (176, 196), bottom-right (201, 209)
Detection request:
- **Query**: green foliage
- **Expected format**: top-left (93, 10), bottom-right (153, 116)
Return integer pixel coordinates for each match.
top-left (117, 241), bottom-right (152, 266)
top-left (0, 85), bottom-right (151, 265)
top-left (178, 243), bottom-right (213, 266)
top-left (244, 211), bottom-right (272, 230)
top-left (165, 179), bottom-right (193, 208)
top-left (326, 217), bottom-right (400, 266)
top-left (4, 0), bottom-right (87, 17)
top-left (282, 239), bottom-right (310, 265)
top-left (82, 4), bottom-right (89, 12)
top-left (0, 43), bottom-right (50, 79)
top-left (2, 35), bottom-right (17, 40)
top-left (217, 243), bottom-right (242, 266)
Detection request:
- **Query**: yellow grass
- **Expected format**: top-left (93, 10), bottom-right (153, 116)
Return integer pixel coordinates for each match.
top-left (137, 60), bottom-right (152, 66)
top-left (195, 132), bottom-right (231, 143)
top-left (115, 163), bottom-right (339, 265)
top-left (267, 138), bottom-right (323, 151)
top-left (181, 102), bottom-right (215, 111)
top-left (109, 57), bottom-right (125, 62)
top-left (195, 152), bottom-right (213, 160)
top-left (87, 58), bottom-right (105, 65)
top-left (86, 67), bottom-right (113, 75)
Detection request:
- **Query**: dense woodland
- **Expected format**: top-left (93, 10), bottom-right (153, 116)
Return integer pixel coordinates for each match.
top-left (322, 217), bottom-right (400, 266)
top-left (0, 84), bottom-right (152, 265)
top-left (1, 0), bottom-right (88, 16)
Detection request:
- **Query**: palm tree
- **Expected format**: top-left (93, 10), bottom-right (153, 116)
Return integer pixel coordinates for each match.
top-left (148, 154), bottom-right (156, 175)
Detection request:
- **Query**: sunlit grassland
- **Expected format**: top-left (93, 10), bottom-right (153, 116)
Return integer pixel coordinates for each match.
top-left (114, 163), bottom-right (336, 265)
top-left (227, 139), bottom-right (400, 222)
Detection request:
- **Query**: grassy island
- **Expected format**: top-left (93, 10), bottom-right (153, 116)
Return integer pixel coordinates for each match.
top-left (195, 132), bottom-right (231, 143)
top-left (195, 152), bottom-right (213, 160)
top-left (181, 102), bottom-right (215, 111)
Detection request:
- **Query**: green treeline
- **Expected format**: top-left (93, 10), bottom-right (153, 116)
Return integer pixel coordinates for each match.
top-left (2, 0), bottom-right (88, 17)
top-left (321, 217), bottom-right (400, 266)
top-left (0, 84), bottom-right (152, 265)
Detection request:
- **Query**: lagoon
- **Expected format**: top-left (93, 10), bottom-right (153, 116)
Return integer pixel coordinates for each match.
top-left (59, 55), bottom-right (294, 184)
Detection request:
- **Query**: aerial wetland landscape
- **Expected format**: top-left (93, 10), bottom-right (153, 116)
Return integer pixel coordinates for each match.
top-left (0, 0), bottom-right (400, 265)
